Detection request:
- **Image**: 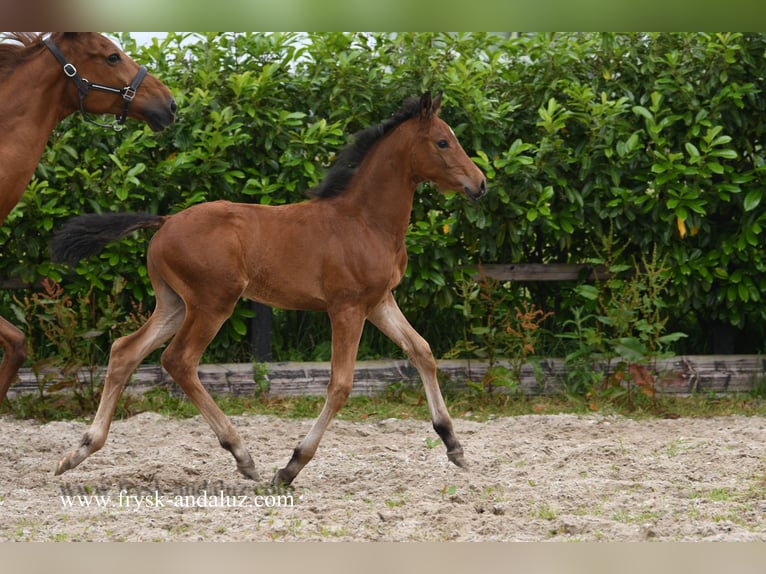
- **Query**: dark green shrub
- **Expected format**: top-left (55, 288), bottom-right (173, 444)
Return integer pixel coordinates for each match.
top-left (2, 32), bottom-right (765, 371)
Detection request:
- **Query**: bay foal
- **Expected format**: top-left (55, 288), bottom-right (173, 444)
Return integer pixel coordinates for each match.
top-left (52, 91), bottom-right (485, 486)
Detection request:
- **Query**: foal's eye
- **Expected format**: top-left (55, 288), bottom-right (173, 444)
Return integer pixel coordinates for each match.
top-left (437, 139), bottom-right (449, 149)
top-left (107, 53), bottom-right (121, 65)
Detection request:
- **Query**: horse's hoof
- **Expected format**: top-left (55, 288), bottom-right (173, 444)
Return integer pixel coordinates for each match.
top-left (54, 457), bottom-right (71, 476)
top-left (237, 463), bottom-right (260, 482)
top-left (447, 450), bottom-right (468, 470)
top-left (271, 469), bottom-right (294, 488)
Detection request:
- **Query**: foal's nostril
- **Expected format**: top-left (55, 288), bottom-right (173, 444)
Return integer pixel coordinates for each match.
top-left (170, 99), bottom-right (178, 114)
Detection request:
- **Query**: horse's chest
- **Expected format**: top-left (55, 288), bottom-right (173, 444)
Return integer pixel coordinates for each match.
top-left (387, 246), bottom-right (408, 289)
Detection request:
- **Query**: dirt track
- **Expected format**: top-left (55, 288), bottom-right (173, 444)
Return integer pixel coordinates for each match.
top-left (2, 411), bottom-right (766, 541)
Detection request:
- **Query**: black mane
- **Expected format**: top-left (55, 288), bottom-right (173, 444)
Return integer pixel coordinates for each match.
top-left (309, 96), bottom-right (422, 199)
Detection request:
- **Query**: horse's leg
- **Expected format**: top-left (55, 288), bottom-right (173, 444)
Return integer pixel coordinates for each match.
top-left (368, 293), bottom-right (466, 469)
top-left (273, 306), bottom-right (366, 487)
top-left (159, 306), bottom-right (259, 481)
top-left (55, 286), bottom-right (185, 475)
top-left (0, 315), bottom-right (27, 406)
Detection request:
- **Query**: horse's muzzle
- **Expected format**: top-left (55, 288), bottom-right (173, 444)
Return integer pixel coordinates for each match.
top-left (465, 179), bottom-right (486, 202)
top-left (145, 98), bottom-right (177, 132)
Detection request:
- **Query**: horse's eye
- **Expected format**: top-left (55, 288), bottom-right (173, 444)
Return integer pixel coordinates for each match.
top-left (437, 139), bottom-right (449, 149)
top-left (107, 53), bottom-right (121, 65)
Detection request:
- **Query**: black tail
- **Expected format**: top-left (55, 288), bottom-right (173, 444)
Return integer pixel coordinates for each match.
top-left (51, 212), bottom-right (165, 266)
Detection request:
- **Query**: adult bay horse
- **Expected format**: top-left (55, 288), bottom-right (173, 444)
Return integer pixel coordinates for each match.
top-left (0, 32), bottom-right (176, 406)
top-left (52, 91), bottom-right (486, 486)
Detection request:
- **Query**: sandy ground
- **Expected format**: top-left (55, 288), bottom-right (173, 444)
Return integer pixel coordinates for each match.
top-left (2, 411), bottom-right (766, 541)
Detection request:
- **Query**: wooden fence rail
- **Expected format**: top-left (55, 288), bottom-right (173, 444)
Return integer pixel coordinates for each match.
top-left (477, 263), bottom-right (609, 282)
top-left (5, 356), bottom-right (765, 400)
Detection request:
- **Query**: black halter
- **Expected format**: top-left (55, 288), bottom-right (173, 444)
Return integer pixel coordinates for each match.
top-left (42, 36), bottom-right (148, 132)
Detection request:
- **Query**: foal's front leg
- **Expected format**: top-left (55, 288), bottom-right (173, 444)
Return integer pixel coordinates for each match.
top-left (272, 306), bottom-right (366, 486)
top-left (368, 293), bottom-right (467, 469)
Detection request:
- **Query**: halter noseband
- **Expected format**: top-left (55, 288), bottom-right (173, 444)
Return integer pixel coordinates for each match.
top-left (43, 36), bottom-right (148, 132)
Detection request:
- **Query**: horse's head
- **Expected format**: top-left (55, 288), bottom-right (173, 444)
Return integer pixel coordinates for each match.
top-left (410, 91), bottom-right (486, 201)
top-left (49, 32), bottom-right (176, 132)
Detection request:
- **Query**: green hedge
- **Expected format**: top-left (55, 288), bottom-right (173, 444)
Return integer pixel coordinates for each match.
top-left (2, 32), bottom-right (765, 366)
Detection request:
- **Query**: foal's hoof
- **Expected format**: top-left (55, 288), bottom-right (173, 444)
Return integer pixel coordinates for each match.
top-left (447, 449), bottom-right (468, 470)
top-left (54, 448), bottom-right (85, 475)
top-left (54, 456), bottom-right (74, 476)
top-left (237, 463), bottom-right (260, 482)
top-left (271, 469), bottom-right (294, 488)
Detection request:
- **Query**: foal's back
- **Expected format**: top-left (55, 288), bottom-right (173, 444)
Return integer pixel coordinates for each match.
top-left (147, 199), bottom-right (401, 313)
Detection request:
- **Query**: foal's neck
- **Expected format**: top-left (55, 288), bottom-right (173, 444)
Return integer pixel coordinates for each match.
top-left (337, 124), bottom-right (420, 244)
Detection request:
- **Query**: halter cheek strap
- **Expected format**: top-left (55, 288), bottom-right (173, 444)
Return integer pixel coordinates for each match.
top-left (43, 36), bottom-right (148, 132)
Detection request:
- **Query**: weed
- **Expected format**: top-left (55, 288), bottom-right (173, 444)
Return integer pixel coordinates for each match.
top-left (748, 369), bottom-right (766, 400)
top-left (5, 278), bottom-right (148, 420)
top-left (534, 502), bottom-right (557, 521)
top-left (448, 269), bottom-right (552, 396)
top-left (708, 488), bottom-right (733, 502)
top-left (561, 232), bottom-right (686, 412)
top-left (384, 495), bottom-right (406, 509)
top-left (252, 362), bottom-right (271, 398)
top-left (424, 436), bottom-right (442, 449)
top-left (441, 484), bottom-right (458, 499)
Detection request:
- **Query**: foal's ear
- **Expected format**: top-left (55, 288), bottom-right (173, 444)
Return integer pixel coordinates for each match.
top-left (419, 90), bottom-right (443, 119)
top-left (431, 91), bottom-right (443, 114)
top-left (419, 91), bottom-right (433, 119)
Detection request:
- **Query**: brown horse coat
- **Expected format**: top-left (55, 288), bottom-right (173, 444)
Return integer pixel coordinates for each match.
top-left (0, 32), bottom-right (175, 405)
top-left (52, 92), bottom-right (485, 486)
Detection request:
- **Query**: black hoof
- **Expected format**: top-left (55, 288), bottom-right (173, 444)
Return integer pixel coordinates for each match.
top-left (271, 469), bottom-right (294, 488)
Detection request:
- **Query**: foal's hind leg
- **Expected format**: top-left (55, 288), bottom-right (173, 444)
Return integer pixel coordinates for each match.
top-left (273, 306), bottom-right (366, 487)
top-left (368, 293), bottom-right (466, 469)
top-left (160, 307), bottom-right (259, 481)
top-left (55, 287), bottom-right (185, 475)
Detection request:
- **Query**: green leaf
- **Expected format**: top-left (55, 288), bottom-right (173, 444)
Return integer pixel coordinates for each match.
top-left (711, 149), bottom-right (737, 159)
top-left (615, 338), bottom-right (647, 361)
top-left (230, 316), bottom-right (248, 336)
top-left (632, 105), bottom-right (653, 121)
top-left (658, 332), bottom-right (688, 344)
top-left (127, 163), bottom-right (147, 178)
top-left (744, 189), bottom-right (762, 212)
top-left (574, 285), bottom-right (599, 301)
top-left (710, 135), bottom-right (732, 147)
top-left (707, 161), bottom-right (725, 174)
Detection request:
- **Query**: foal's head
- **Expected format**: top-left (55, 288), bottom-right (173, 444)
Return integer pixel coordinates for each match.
top-left (409, 91), bottom-right (486, 201)
top-left (48, 33), bottom-right (176, 131)
top-left (309, 91), bottom-right (486, 201)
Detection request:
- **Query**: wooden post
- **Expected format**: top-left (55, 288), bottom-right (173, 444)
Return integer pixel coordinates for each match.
top-left (477, 263), bottom-right (610, 282)
top-left (249, 301), bottom-right (273, 361)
